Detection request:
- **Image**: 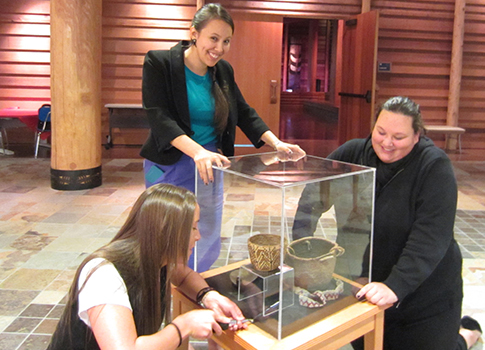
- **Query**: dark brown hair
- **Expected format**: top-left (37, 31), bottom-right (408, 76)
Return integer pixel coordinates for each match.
top-left (192, 3), bottom-right (234, 134)
top-left (52, 184), bottom-right (197, 345)
top-left (376, 96), bottom-right (424, 134)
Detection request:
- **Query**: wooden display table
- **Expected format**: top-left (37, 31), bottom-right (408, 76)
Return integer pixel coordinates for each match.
top-left (172, 260), bottom-right (388, 350)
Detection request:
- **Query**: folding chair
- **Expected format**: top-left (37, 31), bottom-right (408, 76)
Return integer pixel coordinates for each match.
top-left (35, 104), bottom-right (51, 158)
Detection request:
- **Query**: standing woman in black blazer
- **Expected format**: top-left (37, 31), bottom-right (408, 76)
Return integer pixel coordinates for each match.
top-left (140, 3), bottom-right (305, 271)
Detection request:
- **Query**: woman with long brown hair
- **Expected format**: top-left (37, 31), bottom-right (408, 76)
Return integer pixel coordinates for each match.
top-left (48, 184), bottom-right (246, 349)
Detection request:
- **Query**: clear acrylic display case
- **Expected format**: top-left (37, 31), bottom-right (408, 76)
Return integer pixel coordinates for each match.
top-left (195, 152), bottom-right (375, 341)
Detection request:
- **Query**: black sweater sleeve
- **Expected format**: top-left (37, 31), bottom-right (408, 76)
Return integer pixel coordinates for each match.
top-left (383, 153), bottom-right (458, 302)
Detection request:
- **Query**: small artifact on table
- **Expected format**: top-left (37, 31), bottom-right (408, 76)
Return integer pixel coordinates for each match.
top-left (247, 233), bottom-right (286, 271)
top-left (286, 237), bottom-right (346, 308)
top-left (285, 237), bottom-right (345, 292)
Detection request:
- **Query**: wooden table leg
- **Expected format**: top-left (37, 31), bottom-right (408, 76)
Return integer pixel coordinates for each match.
top-left (363, 310), bottom-right (384, 350)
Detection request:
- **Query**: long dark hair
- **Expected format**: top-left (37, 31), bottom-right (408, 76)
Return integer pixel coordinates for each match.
top-left (192, 3), bottom-right (234, 134)
top-left (52, 184), bottom-right (197, 345)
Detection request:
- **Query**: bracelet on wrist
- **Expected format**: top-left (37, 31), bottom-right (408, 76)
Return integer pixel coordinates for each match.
top-left (168, 322), bottom-right (182, 347)
top-left (196, 286), bottom-right (216, 307)
top-left (273, 140), bottom-right (282, 150)
top-left (200, 290), bottom-right (218, 309)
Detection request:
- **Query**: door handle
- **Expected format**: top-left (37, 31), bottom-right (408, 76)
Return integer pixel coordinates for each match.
top-left (338, 90), bottom-right (372, 103)
top-left (270, 80), bottom-right (278, 104)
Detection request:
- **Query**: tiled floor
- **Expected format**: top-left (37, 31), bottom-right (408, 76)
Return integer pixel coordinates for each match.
top-left (0, 155), bottom-right (484, 350)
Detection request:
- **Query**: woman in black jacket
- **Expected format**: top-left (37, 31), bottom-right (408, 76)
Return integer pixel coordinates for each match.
top-left (293, 96), bottom-right (481, 349)
top-left (140, 3), bottom-right (304, 272)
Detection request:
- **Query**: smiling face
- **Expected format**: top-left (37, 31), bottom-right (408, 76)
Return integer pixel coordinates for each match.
top-left (188, 19), bottom-right (232, 73)
top-left (371, 109), bottom-right (420, 163)
top-left (188, 204), bottom-right (201, 257)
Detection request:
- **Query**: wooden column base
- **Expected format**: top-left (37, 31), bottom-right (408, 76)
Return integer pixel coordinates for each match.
top-left (51, 166), bottom-right (102, 190)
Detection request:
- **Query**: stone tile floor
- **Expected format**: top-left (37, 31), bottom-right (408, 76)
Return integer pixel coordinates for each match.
top-left (0, 157), bottom-right (484, 349)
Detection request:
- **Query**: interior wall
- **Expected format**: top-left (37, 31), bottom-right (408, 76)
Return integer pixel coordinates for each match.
top-left (0, 0), bottom-right (50, 110)
top-left (0, 0), bottom-right (196, 145)
top-left (0, 0), bottom-right (50, 143)
top-left (1, 0), bottom-right (484, 149)
top-left (373, 0), bottom-right (485, 149)
top-left (101, 0), bottom-right (195, 145)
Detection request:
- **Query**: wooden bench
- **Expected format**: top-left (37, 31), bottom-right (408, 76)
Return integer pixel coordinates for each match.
top-left (425, 125), bottom-right (465, 153)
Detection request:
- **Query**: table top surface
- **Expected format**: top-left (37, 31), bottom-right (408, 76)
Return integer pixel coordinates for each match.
top-left (105, 104), bottom-right (143, 109)
top-left (425, 125), bottom-right (466, 132)
top-left (176, 260), bottom-right (387, 349)
top-left (0, 109), bottom-right (38, 118)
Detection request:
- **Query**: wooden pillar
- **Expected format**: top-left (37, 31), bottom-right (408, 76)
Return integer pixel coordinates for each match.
top-left (446, 0), bottom-right (466, 150)
top-left (50, 0), bottom-right (102, 190)
top-left (362, 0), bottom-right (371, 13)
top-left (196, 0), bottom-right (205, 10)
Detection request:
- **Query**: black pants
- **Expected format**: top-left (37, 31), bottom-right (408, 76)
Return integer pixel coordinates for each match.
top-left (351, 301), bottom-right (465, 350)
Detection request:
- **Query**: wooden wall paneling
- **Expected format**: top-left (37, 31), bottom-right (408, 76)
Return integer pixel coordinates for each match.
top-left (460, 0), bottom-right (485, 148)
top-left (218, 0), bottom-right (362, 17)
top-left (374, 1), bottom-right (454, 124)
top-left (377, 50), bottom-right (452, 65)
top-left (377, 87), bottom-right (449, 99)
top-left (0, 76), bottom-right (50, 88)
top-left (101, 0), bottom-right (196, 146)
top-left (1, 0), bottom-right (484, 150)
top-left (0, 89), bottom-right (50, 99)
top-left (378, 38), bottom-right (452, 52)
top-left (1, 63), bottom-right (50, 76)
top-left (376, 75), bottom-right (451, 90)
top-left (103, 27), bottom-right (191, 41)
top-left (0, 51), bottom-right (50, 64)
top-left (0, 0), bottom-right (50, 113)
top-left (102, 41), bottom-right (177, 57)
top-left (374, 0), bottom-right (485, 150)
top-left (102, 2), bottom-right (196, 19)
top-left (0, 37), bottom-right (50, 51)
top-left (0, 0), bottom-right (50, 12)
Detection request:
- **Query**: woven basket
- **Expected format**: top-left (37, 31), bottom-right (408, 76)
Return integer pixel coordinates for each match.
top-left (248, 234), bottom-right (285, 271)
top-left (285, 237), bottom-right (345, 292)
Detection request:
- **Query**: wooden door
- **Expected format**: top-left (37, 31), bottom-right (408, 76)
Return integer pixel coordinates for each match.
top-left (223, 15), bottom-right (283, 150)
top-left (336, 11), bottom-right (379, 144)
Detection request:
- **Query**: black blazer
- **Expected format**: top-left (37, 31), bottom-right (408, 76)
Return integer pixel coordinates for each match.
top-left (140, 41), bottom-right (270, 165)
